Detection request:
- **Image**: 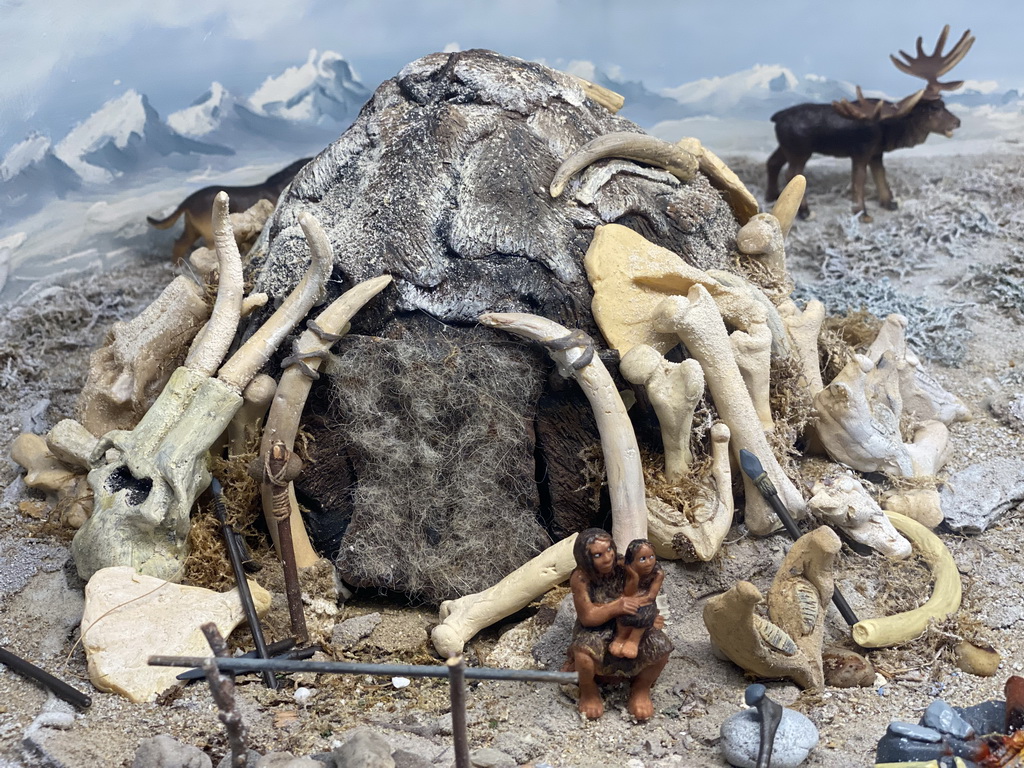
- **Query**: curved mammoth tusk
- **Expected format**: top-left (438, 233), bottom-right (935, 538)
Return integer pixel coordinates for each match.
top-left (261, 273), bottom-right (393, 566)
top-left (479, 311), bottom-right (646, 549)
top-left (549, 132), bottom-right (699, 198)
top-left (216, 212), bottom-right (335, 393)
top-left (185, 191), bottom-right (244, 377)
top-left (851, 511), bottom-right (962, 648)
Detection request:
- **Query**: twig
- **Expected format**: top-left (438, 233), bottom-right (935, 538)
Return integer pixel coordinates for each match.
top-left (200, 623), bottom-right (247, 768)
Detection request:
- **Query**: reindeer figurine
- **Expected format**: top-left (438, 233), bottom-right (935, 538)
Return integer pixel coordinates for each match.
top-left (766, 26), bottom-right (975, 221)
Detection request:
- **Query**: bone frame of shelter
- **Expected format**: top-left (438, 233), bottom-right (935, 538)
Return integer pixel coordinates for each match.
top-left (430, 533), bottom-right (579, 658)
top-left (729, 318), bottom-right (775, 432)
top-left (567, 74), bottom-right (625, 114)
top-left (651, 285), bottom-right (807, 535)
top-left (549, 132), bottom-right (699, 200)
top-left (674, 137), bottom-right (761, 224)
top-left (69, 195), bottom-right (334, 581)
top-left (778, 298), bottom-right (826, 397)
top-left (479, 312), bottom-right (647, 550)
top-left (852, 511), bottom-right (962, 648)
top-left (735, 175), bottom-right (806, 297)
top-left (259, 273), bottom-right (394, 566)
top-left (808, 472), bottom-right (912, 558)
top-left (228, 373), bottom-right (277, 459)
top-left (813, 353), bottom-right (951, 478)
top-left (618, 345), bottom-right (705, 480)
top-left (645, 421), bottom-right (734, 562)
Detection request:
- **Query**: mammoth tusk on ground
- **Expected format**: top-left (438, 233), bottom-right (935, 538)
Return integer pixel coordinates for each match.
top-left (260, 273), bottom-right (394, 566)
top-left (852, 511), bottom-right (962, 648)
top-left (549, 132), bottom-right (699, 199)
top-left (431, 533), bottom-right (578, 658)
top-left (479, 311), bottom-right (646, 549)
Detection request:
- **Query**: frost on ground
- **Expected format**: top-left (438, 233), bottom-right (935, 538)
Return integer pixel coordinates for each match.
top-left (0, 152), bottom-right (1023, 768)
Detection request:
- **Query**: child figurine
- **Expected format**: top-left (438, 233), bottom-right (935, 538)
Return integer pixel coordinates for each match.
top-left (609, 539), bottom-right (664, 660)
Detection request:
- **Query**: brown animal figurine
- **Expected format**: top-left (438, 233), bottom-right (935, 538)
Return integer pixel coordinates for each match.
top-left (766, 26), bottom-right (974, 221)
top-left (567, 528), bottom-right (673, 720)
top-left (147, 157), bottom-right (311, 263)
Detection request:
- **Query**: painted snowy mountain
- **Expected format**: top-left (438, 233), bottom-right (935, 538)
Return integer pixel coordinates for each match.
top-left (247, 49), bottom-right (370, 125)
top-left (52, 90), bottom-right (232, 186)
top-left (0, 133), bottom-right (81, 220)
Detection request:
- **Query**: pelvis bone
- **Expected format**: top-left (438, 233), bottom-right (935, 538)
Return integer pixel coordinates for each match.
top-left (71, 193), bottom-right (334, 581)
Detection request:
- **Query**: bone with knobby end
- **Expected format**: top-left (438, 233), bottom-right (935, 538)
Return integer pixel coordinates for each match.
top-left (778, 299), bottom-right (825, 397)
top-left (549, 132), bottom-right (698, 198)
top-left (852, 511), bottom-right (962, 648)
top-left (808, 472), bottom-right (911, 558)
top-left (771, 174), bottom-right (805, 238)
top-left (652, 286), bottom-right (806, 534)
top-left (46, 419), bottom-right (100, 471)
top-left (184, 191), bottom-right (244, 377)
top-left (766, 527), bottom-right (841, 688)
top-left (216, 211), bottom-right (334, 393)
top-left (730, 319), bottom-right (774, 431)
top-left (11, 433), bottom-right (80, 499)
top-left (431, 533), bottom-right (578, 658)
top-left (675, 137), bottom-right (760, 224)
top-left (480, 312), bottom-right (646, 549)
top-left (619, 345), bottom-right (704, 480)
top-left (646, 421), bottom-right (733, 561)
top-left (881, 487), bottom-right (944, 529)
top-left (866, 314), bottom-right (971, 425)
top-left (260, 273), bottom-right (393, 566)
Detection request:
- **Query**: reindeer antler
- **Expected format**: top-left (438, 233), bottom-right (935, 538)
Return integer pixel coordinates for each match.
top-left (890, 25), bottom-right (975, 99)
top-left (832, 86), bottom-right (924, 122)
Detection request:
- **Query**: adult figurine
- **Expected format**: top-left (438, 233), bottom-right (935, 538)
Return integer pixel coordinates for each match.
top-left (568, 528), bottom-right (673, 720)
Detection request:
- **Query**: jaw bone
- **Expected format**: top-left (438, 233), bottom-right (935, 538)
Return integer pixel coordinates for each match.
top-left (808, 471), bottom-right (911, 558)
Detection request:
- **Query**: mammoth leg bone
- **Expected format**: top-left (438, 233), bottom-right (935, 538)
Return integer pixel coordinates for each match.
top-left (71, 194), bottom-right (333, 581)
top-left (646, 421), bottom-right (734, 562)
top-left (652, 285), bottom-right (806, 535)
top-left (479, 312), bottom-right (646, 549)
top-left (619, 345), bottom-right (704, 481)
top-left (431, 534), bottom-right (578, 658)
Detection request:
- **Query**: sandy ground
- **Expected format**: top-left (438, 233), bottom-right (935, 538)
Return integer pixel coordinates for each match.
top-left (1, 151), bottom-right (1023, 767)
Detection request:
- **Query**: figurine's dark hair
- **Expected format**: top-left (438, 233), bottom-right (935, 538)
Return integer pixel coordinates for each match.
top-left (624, 538), bottom-right (654, 565)
top-left (573, 528), bottom-right (615, 581)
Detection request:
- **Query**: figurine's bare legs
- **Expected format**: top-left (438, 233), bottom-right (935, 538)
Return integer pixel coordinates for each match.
top-left (573, 650), bottom-right (604, 719)
top-left (627, 652), bottom-right (669, 721)
top-left (618, 626), bottom-right (646, 660)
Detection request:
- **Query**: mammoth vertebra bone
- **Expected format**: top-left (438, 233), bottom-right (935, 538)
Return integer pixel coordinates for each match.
top-left (808, 471), bottom-right (911, 558)
top-left (71, 192), bottom-right (334, 581)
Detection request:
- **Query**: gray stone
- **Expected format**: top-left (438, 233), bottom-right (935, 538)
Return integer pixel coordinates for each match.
top-left (256, 753), bottom-right (326, 768)
top-left (887, 722), bottom-right (942, 742)
top-left (331, 613), bottom-right (382, 648)
top-left (940, 458), bottom-right (1024, 533)
top-left (921, 699), bottom-right (974, 739)
top-left (720, 706), bottom-right (819, 768)
top-left (215, 750), bottom-right (261, 768)
top-left (469, 747), bottom-right (516, 768)
top-left (132, 734), bottom-right (212, 768)
top-left (391, 750), bottom-right (431, 768)
top-left (332, 729), bottom-right (394, 768)
top-left (530, 594), bottom-right (576, 670)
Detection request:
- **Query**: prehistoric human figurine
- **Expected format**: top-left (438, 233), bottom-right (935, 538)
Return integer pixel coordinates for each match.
top-left (568, 528), bottom-right (673, 720)
top-left (609, 539), bottom-right (664, 660)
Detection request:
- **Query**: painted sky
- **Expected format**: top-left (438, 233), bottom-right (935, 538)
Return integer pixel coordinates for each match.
top-left (0, 0), bottom-right (1018, 155)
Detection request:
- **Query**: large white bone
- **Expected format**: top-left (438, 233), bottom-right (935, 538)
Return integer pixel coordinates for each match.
top-left (71, 195), bottom-right (334, 581)
top-left (813, 354), bottom-right (951, 478)
top-left (647, 422), bottom-right (734, 561)
top-left (652, 285), bottom-right (806, 534)
top-left (730, 318), bottom-right (774, 431)
top-left (480, 312), bottom-right (646, 549)
top-left (431, 534), bottom-right (578, 658)
top-left (735, 175), bottom-right (805, 298)
top-left (778, 298), bottom-right (826, 397)
top-left (866, 314), bottom-right (971, 425)
top-left (619, 345), bottom-right (704, 480)
top-left (808, 472), bottom-right (911, 558)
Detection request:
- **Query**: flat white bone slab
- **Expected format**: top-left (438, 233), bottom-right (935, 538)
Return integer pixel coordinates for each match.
top-left (81, 566), bottom-right (271, 702)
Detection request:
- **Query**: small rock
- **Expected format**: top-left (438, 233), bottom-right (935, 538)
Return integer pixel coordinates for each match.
top-left (822, 646), bottom-right (875, 688)
top-left (720, 705), bottom-right (818, 768)
top-left (331, 613), bottom-right (382, 648)
top-left (953, 639), bottom-right (1001, 677)
top-left (256, 753), bottom-right (325, 768)
top-left (132, 734), bottom-right (213, 768)
top-left (469, 747), bottom-right (516, 767)
top-left (331, 728), bottom-right (394, 768)
top-left (940, 458), bottom-right (1024, 533)
top-left (391, 749), bottom-right (432, 768)
top-left (921, 700), bottom-right (974, 739)
top-left (887, 722), bottom-right (942, 742)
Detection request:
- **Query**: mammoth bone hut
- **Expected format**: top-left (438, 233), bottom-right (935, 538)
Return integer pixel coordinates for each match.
top-left (11, 49), bottom-right (975, 715)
